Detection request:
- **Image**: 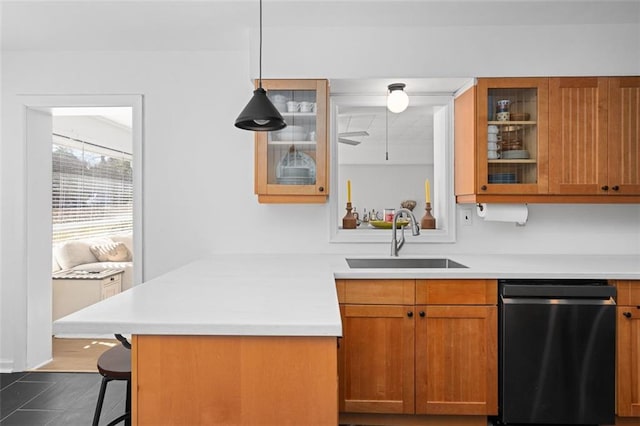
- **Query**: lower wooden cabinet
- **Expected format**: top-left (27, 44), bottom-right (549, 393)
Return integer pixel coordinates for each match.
top-left (415, 305), bottom-right (497, 415)
top-left (615, 280), bottom-right (640, 418)
top-left (336, 279), bottom-right (498, 419)
top-left (339, 304), bottom-right (415, 414)
top-left (132, 335), bottom-right (338, 425)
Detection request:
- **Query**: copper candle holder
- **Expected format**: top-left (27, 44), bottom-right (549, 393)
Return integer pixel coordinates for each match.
top-left (342, 202), bottom-right (357, 229)
top-left (421, 202), bottom-right (436, 229)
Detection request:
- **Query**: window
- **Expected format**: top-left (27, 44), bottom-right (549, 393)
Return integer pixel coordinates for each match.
top-left (52, 134), bottom-right (132, 243)
top-left (329, 88), bottom-right (458, 244)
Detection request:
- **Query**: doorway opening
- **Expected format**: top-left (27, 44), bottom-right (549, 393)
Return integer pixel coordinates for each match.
top-left (42, 107), bottom-right (134, 371)
top-left (51, 108), bottom-right (133, 316)
top-left (21, 95), bottom-right (143, 372)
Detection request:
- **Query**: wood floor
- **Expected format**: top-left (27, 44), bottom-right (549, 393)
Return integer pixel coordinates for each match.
top-left (36, 338), bottom-right (118, 373)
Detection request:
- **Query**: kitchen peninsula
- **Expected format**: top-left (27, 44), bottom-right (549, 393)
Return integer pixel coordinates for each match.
top-left (54, 253), bottom-right (640, 426)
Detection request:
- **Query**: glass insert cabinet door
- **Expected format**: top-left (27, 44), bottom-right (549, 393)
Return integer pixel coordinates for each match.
top-left (477, 78), bottom-right (549, 194)
top-left (254, 79), bottom-right (329, 204)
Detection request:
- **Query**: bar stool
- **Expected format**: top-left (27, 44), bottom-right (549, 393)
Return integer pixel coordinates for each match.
top-left (92, 335), bottom-right (131, 426)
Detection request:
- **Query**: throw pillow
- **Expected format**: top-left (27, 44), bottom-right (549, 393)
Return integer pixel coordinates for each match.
top-left (110, 233), bottom-right (133, 256)
top-left (55, 239), bottom-right (109, 269)
top-left (90, 242), bottom-right (131, 262)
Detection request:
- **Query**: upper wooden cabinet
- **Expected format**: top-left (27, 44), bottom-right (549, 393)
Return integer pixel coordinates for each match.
top-left (548, 77), bottom-right (607, 194)
top-left (455, 76), bottom-right (640, 203)
top-left (549, 77), bottom-right (640, 196)
top-left (455, 77), bottom-right (549, 203)
top-left (608, 77), bottom-right (640, 195)
top-left (253, 79), bottom-right (329, 203)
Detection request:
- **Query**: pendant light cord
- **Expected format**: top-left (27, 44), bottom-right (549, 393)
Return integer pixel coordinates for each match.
top-left (258, 0), bottom-right (263, 88)
top-left (385, 105), bottom-right (389, 161)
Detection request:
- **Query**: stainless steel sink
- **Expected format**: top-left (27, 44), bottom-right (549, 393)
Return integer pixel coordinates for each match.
top-left (346, 258), bottom-right (468, 269)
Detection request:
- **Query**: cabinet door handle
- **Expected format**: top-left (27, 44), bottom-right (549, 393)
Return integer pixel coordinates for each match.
top-left (601, 185), bottom-right (609, 191)
top-left (481, 185), bottom-right (487, 191)
top-left (407, 311), bottom-right (413, 318)
top-left (623, 312), bottom-right (632, 318)
top-left (419, 311), bottom-right (425, 317)
top-left (611, 185), bottom-right (620, 191)
top-left (318, 186), bottom-right (324, 192)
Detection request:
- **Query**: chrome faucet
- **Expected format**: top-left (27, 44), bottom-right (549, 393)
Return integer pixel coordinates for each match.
top-left (390, 208), bottom-right (420, 256)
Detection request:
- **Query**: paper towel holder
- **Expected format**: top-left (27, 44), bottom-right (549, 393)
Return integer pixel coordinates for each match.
top-left (476, 203), bottom-right (528, 227)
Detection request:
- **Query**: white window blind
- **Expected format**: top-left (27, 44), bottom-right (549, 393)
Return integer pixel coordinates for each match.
top-left (52, 134), bottom-right (133, 243)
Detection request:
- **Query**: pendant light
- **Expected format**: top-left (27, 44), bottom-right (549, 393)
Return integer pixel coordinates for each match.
top-left (235, 0), bottom-right (287, 131)
top-left (387, 83), bottom-right (409, 113)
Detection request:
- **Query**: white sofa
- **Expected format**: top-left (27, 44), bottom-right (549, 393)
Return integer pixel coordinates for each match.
top-left (52, 233), bottom-right (134, 290)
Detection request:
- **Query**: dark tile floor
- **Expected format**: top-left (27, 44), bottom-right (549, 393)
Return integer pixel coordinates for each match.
top-left (0, 372), bottom-right (126, 425)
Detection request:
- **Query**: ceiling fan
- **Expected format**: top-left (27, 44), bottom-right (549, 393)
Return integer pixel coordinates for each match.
top-left (338, 131), bottom-right (369, 146)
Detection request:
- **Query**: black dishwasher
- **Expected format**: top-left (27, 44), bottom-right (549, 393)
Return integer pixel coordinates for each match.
top-left (498, 279), bottom-right (616, 425)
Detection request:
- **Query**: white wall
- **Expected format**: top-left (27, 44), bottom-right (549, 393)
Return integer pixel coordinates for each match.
top-left (261, 23), bottom-right (640, 78)
top-left (338, 164), bottom-right (434, 220)
top-left (2, 18), bottom-right (640, 370)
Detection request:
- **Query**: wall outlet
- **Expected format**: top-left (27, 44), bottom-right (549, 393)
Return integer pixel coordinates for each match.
top-left (460, 207), bottom-right (473, 226)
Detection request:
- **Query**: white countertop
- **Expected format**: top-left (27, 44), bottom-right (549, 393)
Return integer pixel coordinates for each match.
top-left (53, 253), bottom-right (640, 337)
top-left (332, 254), bottom-right (640, 280)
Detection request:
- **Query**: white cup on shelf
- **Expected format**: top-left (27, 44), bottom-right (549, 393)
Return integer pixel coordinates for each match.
top-left (299, 102), bottom-right (314, 113)
top-left (286, 101), bottom-right (300, 112)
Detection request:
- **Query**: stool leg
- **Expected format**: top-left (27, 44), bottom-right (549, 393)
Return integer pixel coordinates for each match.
top-left (104, 378), bottom-right (131, 426)
top-left (93, 377), bottom-right (110, 426)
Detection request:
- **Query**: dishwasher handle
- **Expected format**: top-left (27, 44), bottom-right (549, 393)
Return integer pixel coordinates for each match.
top-left (501, 283), bottom-right (616, 299)
top-left (501, 295), bottom-right (616, 306)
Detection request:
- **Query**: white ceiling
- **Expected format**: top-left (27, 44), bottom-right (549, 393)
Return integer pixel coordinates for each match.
top-left (338, 104), bottom-right (433, 148)
top-left (2, 1), bottom-right (638, 51)
top-left (334, 78), bottom-right (470, 159)
top-left (52, 107), bottom-right (133, 129)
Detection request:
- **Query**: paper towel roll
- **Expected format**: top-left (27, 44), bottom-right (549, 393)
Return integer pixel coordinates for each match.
top-left (477, 203), bottom-right (528, 225)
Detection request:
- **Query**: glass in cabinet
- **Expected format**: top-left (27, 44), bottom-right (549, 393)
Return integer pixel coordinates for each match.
top-left (477, 78), bottom-right (548, 194)
top-left (254, 79), bottom-right (328, 203)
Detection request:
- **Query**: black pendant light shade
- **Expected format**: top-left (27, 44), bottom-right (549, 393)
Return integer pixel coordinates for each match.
top-left (235, 0), bottom-right (287, 132)
top-left (235, 87), bottom-right (287, 131)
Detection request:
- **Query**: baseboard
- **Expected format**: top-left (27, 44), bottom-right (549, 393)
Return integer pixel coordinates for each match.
top-left (339, 413), bottom-right (487, 426)
top-left (616, 416), bottom-right (640, 425)
top-left (0, 358), bottom-right (14, 373)
top-left (29, 357), bottom-right (54, 371)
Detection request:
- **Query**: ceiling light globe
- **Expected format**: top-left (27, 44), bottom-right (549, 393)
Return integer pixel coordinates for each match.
top-left (387, 83), bottom-right (409, 113)
top-left (387, 89), bottom-right (409, 113)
